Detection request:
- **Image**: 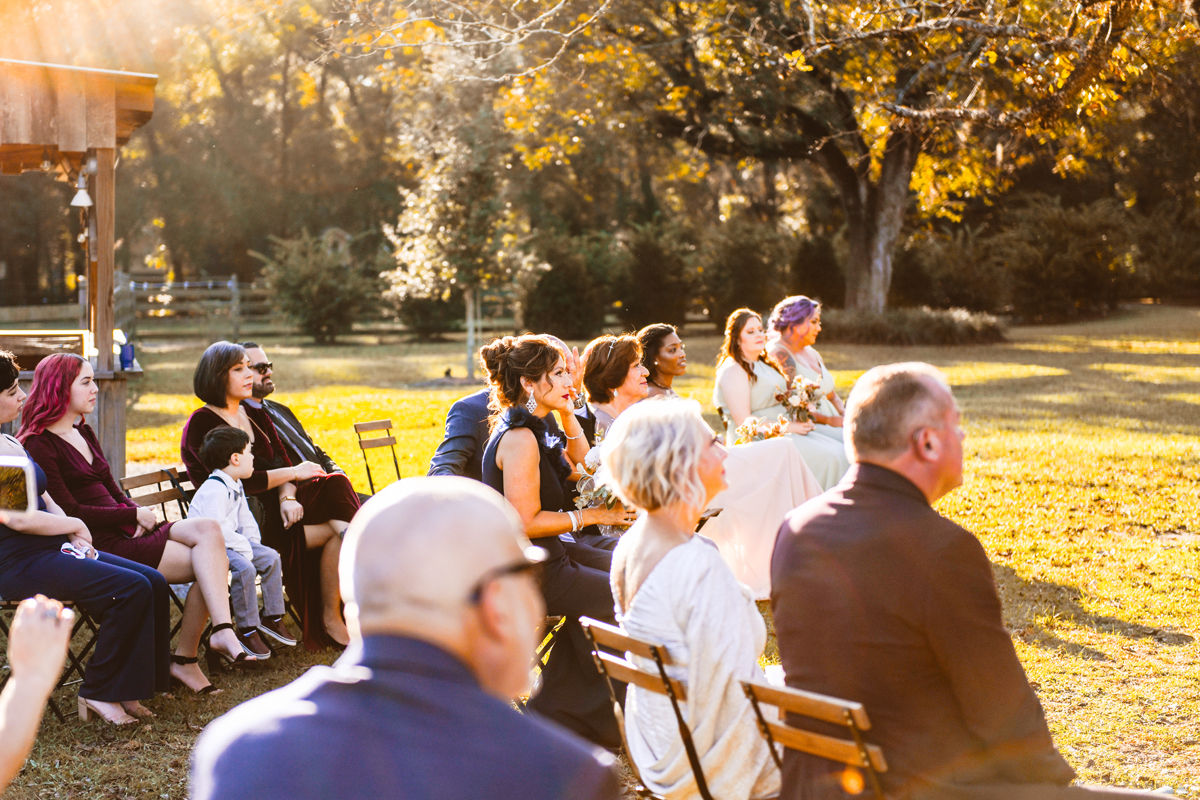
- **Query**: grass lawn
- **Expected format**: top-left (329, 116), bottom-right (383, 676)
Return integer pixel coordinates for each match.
top-left (6, 305), bottom-right (1200, 797)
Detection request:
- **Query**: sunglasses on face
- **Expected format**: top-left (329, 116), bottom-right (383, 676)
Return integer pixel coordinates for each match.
top-left (467, 545), bottom-right (548, 604)
top-left (250, 362), bottom-right (273, 375)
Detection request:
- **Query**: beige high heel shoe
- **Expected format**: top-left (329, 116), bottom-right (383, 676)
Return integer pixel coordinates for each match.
top-left (78, 696), bottom-right (138, 725)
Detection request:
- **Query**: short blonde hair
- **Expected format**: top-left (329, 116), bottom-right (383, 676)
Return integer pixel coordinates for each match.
top-left (599, 399), bottom-right (710, 512)
top-left (845, 362), bottom-right (954, 461)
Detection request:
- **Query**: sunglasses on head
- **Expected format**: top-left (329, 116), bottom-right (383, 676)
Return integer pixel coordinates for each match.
top-left (250, 362), bottom-right (273, 375)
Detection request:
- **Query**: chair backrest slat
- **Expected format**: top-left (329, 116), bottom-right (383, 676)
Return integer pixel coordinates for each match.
top-left (129, 487), bottom-right (186, 508)
top-left (761, 720), bottom-right (888, 772)
top-left (119, 470), bottom-right (172, 491)
top-left (744, 680), bottom-right (871, 730)
top-left (582, 617), bottom-right (673, 664)
top-left (354, 419), bottom-right (393, 434)
top-left (595, 651), bottom-right (687, 699)
top-left (358, 436), bottom-right (397, 450)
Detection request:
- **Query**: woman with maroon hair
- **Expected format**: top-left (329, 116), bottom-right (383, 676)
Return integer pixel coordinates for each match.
top-left (20, 354), bottom-right (257, 695)
top-left (180, 341), bottom-right (358, 651)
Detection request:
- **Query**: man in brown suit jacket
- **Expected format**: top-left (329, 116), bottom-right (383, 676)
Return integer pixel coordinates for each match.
top-left (771, 363), bottom-right (1152, 800)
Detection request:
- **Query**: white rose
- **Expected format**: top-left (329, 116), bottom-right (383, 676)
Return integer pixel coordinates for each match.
top-left (789, 395), bottom-right (802, 406)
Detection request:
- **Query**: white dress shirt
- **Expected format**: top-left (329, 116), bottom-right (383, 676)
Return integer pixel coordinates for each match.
top-left (188, 469), bottom-right (261, 561)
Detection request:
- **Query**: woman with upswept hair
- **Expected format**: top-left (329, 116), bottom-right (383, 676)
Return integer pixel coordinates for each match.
top-left (714, 308), bottom-right (850, 491)
top-left (19, 353), bottom-right (255, 701)
top-left (479, 333), bottom-right (637, 749)
top-left (767, 295), bottom-right (845, 442)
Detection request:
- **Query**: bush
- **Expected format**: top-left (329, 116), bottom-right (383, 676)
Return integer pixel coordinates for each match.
top-left (613, 221), bottom-right (695, 331)
top-left (520, 231), bottom-right (612, 339)
top-left (789, 233), bottom-right (845, 308)
top-left (891, 227), bottom-right (1009, 313)
top-left (254, 231), bottom-right (384, 344)
top-left (396, 293), bottom-right (464, 340)
top-left (820, 307), bottom-right (1006, 345)
top-left (1134, 201), bottom-right (1200, 301)
top-left (698, 215), bottom-right (791, 323)
top-left (987, 195), bottom-right (1137, 322)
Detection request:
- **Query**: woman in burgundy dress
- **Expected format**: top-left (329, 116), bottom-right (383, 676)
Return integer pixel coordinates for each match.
top-left (20, 355), bottom-right (258, 693)
top-left (181, 342), bottom-right (358, 650)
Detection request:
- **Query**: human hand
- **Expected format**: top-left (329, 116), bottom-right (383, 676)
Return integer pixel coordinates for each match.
top-left (587, 503), bottom-right (640, 529)
top-left (280, 499), bottom-right (304, 529)
top-left (292, 462), bottom-right (326, 482)
top-left (788, 420), bottom-right (816, 436)
top-left (135, 506), bottom-right (158, 531)
top-left (8, 595), bottom-right (73, 693)
top-left (566, 346), bottom-right (583, 393)
top-left (67, 528), bottom-right (97, 558)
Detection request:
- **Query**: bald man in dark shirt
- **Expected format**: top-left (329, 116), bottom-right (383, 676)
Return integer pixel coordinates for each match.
top-left (772, 363), bottom-right (1155, 800)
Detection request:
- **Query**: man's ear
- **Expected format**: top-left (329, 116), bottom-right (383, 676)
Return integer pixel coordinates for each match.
top-left (912, 426), bottom-right (941, 463)
top-left (475, 582), bottom-right (514, 642)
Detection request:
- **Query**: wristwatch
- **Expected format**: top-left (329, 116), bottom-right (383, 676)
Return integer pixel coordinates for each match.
top-left (281, 496), bottom-right (297, 503)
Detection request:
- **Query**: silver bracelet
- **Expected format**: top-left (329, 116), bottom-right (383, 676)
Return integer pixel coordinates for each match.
top-left (568, 510), bottom-right (581, 532)
top-left (564, 431), bottom-right (584, 440)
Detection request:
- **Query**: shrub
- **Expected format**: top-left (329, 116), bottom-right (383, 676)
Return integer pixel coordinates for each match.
top-left (1134, 201), bottom-right (1200, 302)
top-left (254, 231), bottom-right (384, 344)
top-left (789, 233), bottom-right (845, 308)
top-left (613, 221), bottom-right (695, 331)
top-left (891, 227), bottom-right (1010, 313)
top-left (396, 293), bottom-right (464, 340)
top-left (520, 231), bottom-right (612, 339)
top-left (820, 307), bottom-right (1006, 345)
top-left (698, 215), bottom-right (791, 323)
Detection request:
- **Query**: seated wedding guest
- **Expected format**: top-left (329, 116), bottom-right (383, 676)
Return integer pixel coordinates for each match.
top-left (715, 308), bottom-right (849, 490)
top-left (583, 334), bottom-right (649, 437)
top-left (18, 354), bottom-right (253, 695)
top-left (191, 477), bottom-right (621, 800)
top-left (427, 387), bottom-right (490, 480)
top-left (766, 296), bottom-right (845, 441)
top-left (0, 595), bottom-right (73, 791)
top-left (772, 363), bottom-right (1156, 800)
top-left (601, 399), bottom-right (781, 800)
top-left (189, 427), bottom-right (297, 660)
top-left (240, 343), bottom-right (356, 488)
top-left (181, 341), bottom-right (359, 650)
top-left (637, 323), bottom-right (687, 399)
top-left (481, 334), bottom-right (637, 748)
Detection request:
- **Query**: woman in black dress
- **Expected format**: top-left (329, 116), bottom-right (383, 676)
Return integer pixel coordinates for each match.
top-left (0, 349), bottom-right (170, 725)
top-left (479, 334), bottom-right (637, 748)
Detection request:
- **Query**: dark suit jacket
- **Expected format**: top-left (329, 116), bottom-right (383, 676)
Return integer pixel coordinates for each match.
top-left (259, 398), bottom-right (342, 475)
top-left (427, 390), bottom-right (597, 482)
top-left (191, 635), bottom-right (621, 800)
top-left (771, 463), bottom-right (1075, 800)
top-left (427, 389), bottom-right (491, 481)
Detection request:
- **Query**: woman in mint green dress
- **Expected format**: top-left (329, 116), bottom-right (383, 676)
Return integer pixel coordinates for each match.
top-left (767, 295), bottom-right (845, 445)
top-left (713, 309), bottom-right (850, 491)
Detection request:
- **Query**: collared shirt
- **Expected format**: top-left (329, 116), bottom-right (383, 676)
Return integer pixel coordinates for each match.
top-left (188, 468), bottom-right (261, 561)
top-left (190, 635), bottom-right (622, 800)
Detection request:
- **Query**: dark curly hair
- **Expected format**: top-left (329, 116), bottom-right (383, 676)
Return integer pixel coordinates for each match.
top-left (0, 349), bottom-right (18, 393)
top-left (636, 324), bottom-right (677, 390)
top-left (583, 335), bottom-right (642, 404)
top-left (478, 335), bottom-right (565, 425)
top-left (719, 308), bottom-right (785, 385)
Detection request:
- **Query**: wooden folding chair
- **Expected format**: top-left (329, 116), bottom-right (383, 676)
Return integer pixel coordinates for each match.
top-left (581, 616), bottom-right (715, 800)
top-left (353, 419), bottom-right (402, 495)
top-left (0, 597), bottom-right (101, 722)
top-left (741, 680), bottom-right (888, 799)
top-left (120, 468), bottom-right (194, 639)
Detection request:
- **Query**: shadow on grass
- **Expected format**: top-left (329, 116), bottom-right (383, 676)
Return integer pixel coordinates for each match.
top-left (993, 563), bottom-right (1195, 662)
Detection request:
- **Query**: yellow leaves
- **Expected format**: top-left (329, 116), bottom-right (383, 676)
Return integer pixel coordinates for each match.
top-left (783, 50), bottom-right (812, 73)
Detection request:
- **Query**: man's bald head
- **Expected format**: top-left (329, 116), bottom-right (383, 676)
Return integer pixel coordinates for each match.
top-left (341, 477), bottom-right (527, 633)
top-left (845, 363), bottom-right (955, 462)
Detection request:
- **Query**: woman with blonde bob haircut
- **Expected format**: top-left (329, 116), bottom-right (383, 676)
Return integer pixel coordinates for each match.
top-left (600, 399), bottom-right (782, 800)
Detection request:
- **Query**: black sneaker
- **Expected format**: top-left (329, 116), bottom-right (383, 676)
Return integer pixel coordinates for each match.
top-left (236, 628), bottom-right (272, 659)
top-left (257, 616), bottom-right (298, 647)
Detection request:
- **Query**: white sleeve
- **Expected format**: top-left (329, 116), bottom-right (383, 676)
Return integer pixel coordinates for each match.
top-left (188, 483), bottom-right (235, 541)
top-left (237, 496), bottom-right (261, 544)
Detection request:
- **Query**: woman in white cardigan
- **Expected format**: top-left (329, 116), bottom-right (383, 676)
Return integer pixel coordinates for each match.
top-left (600, 399), bottom-right (781, 800)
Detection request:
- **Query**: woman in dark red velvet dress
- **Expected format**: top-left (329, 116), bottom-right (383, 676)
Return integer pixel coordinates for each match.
top-left (20, 355), bottom-right (257, 694)
top-left (181, 342), bottom-right (358, 650)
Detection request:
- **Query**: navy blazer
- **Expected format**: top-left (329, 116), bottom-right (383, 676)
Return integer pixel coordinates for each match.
top-left (191, 635), bottom-right (621, 800)
top-left (427, 389), bottom-right (490, 481)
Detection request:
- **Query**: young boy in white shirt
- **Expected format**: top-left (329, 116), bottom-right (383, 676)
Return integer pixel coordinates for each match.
top-left (190, 426), bottom-right (296, 659)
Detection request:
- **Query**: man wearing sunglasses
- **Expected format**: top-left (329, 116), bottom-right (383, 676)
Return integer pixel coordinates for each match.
top-left (240, 343), bottom-right (360, 495)
top-left (191, 477), bottom-right (620, 800)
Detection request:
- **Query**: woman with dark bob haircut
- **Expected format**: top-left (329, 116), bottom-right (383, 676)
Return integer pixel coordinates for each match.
top-left (582, 334), bottom-right (648, 437)
top-left (18, 353), bottom-right (252, 704)
top-left (480, 334), bottom-right (637, 748)
top-left (181, 341), bottom-right (360, 651)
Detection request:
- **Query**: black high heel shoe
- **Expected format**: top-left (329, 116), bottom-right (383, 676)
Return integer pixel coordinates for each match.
top-left (170, 653), bottom-right (219, 695)
top-left (206, 623), bottom-right (258, 671)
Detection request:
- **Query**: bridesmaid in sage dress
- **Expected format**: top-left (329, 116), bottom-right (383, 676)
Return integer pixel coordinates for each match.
top-left (714, 309), bottom-right (850, 492)
top-left (767, 295), bottom-right (845, 444)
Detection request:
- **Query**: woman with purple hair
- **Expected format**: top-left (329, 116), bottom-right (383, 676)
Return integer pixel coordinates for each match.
top-left (767, 296), bottom-right (846, 444)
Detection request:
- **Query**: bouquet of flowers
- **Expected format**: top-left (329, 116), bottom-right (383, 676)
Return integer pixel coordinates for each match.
top-left (575, 447), bottom-right (618, 511)
top-left (733, 415), bottom-right (785, 445)
top-left (775, 376), bottom-right (824, 423)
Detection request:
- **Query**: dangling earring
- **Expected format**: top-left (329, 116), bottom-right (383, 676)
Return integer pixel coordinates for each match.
top-left (525, 392), bottom-right (538, 413)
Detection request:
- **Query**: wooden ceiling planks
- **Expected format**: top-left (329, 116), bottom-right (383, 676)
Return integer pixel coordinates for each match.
top-left (0, 58), bottom-right (156, 174)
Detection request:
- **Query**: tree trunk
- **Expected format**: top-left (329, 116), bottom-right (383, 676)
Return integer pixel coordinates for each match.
top-left (839, 129), bottom-right (920, 313)
top-left (465, 284), bottom-right (476, 381)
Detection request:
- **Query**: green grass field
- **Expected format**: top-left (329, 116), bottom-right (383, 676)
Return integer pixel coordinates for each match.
top-left (6, 305), bottom-right (1200, 797)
